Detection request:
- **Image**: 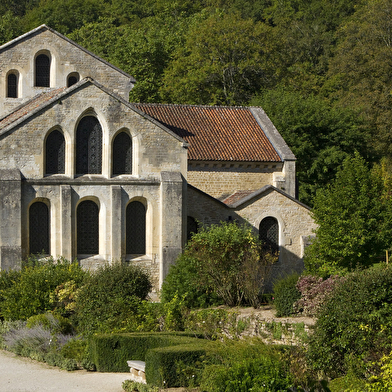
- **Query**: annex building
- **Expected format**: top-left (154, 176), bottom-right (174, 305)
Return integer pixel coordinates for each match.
top-left (0, 25), bottom-right (316, 290)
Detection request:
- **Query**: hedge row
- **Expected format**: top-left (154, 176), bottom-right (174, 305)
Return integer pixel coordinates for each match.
top-left (89, 332), bottom-right (205, 374)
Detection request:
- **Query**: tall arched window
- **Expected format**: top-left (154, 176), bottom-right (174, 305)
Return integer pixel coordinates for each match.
top-left (113, 132), bottom-right (132, 175)
top-left (77, 200), bottom-right (99, 254)
top-left (46, 130), bottom-right (65, 175)
top-left (187, 216), bottom-right (198, 242)
top-left (29, 202), bottom-right (50, 255)
top-left (7, 73), bottom-right (18, 98)
top-left (76, 116), bottom-right (102, 175)
top-left (126, 201), bottom-right (146, 255)
top-left (35, 54), bottom-right (50, 87)
top-left (259, 217), bottom-right (279, 255)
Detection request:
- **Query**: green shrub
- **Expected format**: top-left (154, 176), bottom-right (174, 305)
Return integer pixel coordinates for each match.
top-left (0, 257), bottom-right (86, 321)
top-left (307, 265), bottom-right (392, 379)
top-left (0, 269), bottom-right (21, 320)
top-left (273, 273), bottom-right (301, 317)
top-left (73, 262), bottom-right (152, 334)
top-left (26, 312), bottom-right (73, 334)
top-left (89, 332), bottom-right (201, 372)
top-left (145, 344), bottom-right (207, 387)
top-left (122, 380), bottom-right (159, 392)
top-left (162, 222), bottom-right (275, 308)
top-left (199, 338), bottom-right (293, 392)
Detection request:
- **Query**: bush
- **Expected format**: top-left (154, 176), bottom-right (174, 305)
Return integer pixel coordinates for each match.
top-left (199, 338), bottom-right (293, 392)
top-left (307, 265), bottom-right (392, 379)
top-left (26, 312), bottom-right (73, 335)
top-left (273, 273), bottom-right (301, 317)
top-left (89, 332), bottom-right (200, 372)
top-left (122, 380), bottom-right (159, 392)
top-left (293, 275), bottom-right (343, 317)
top-left (0, 257), bottom-right (87, 321)
top-left (145, 344), bottom-right (207, 388)
top-left (162, 222), bottom-right (275, 308)
top-left (73, 262), bottom-right (152, 334)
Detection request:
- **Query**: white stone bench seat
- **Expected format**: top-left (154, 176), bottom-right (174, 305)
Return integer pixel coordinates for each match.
top-left (127, 360), bottom-right (146, 384)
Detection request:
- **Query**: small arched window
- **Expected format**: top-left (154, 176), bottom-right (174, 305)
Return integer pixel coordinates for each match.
top-left (126, 201), bottom-right (146, 255)
top-left (35, 54), bottom-right (50, 87)
top-left (29, 202), bottom-right (50, 255)
top-left (113, 132), bottom-right (132, 175)
top-left (76, 116), bottom-right (102, 175)
top-left (46, 130), bottom-right (65, 175)
top-left (7, 73), bottom-right (18, 98)
top-left (67, 73), bottom-right (79, 87)
top-left (77, 200), bottom-right (99, 254)
top-left (187, 216), bottom-right (198, 242)
top-left (259, 217), bottom-right (279, 255)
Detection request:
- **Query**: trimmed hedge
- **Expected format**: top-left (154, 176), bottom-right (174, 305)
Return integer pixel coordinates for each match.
top-left (89, 332), bottom-right (203, 372)
top-left (146, 344), bottom-right (207, 388)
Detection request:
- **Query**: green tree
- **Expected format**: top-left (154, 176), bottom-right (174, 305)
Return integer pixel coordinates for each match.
top-left (327, 0), bottom-right (392, 158)
top-left (161, 11), bottom-right (277, 105)
top-left (162, 222), bottom-right (275, 308)
top-left (252, 87), bottom-right (372, 205)
top-left (304, 152), bottom-right (392, 277)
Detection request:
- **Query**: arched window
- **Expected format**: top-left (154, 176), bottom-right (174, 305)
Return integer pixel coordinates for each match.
top-left (29, 202), bottom-right (50, 255)
top-left (126, 201), bottom-right (146, 255)
top-left (35, 54), bottom-right (50, 87)
top-left (67, 73), bottom-right (79, 87)
top-left (113, 132), bottom-right (132, 175)
top-left (77, 200), bottom-right (99, 254)
top-left (187, 216), bottom-right (198, 242)
top-left (46, 130), bottom-right (65, 175)
top-left (7, 73), bottom-right (18, 98)
top-left (259, 217), bottom-right (279, 255)
top-left (76, 116), bottom-right (102, 175)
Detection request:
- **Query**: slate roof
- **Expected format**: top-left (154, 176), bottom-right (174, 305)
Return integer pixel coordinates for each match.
top-left (133, 103), bottom-right (283, 162)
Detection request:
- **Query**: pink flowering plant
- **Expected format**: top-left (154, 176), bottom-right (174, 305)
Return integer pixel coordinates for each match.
top-left (293, 275), bottom-right (343, 317)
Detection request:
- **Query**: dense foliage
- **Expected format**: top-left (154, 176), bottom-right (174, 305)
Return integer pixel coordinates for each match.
top-left (304, 153), bottom-right (392, 277)
top-left (0, 257), bottom-right (86, 321)
top-left (307, 265), bottom-right (392, 380)
top-left (272, 273), bottom-right (301, 317)
top-left (161, 222), bottom-right (275, 308)
top-left (73, 262), bottom-right (152, 334)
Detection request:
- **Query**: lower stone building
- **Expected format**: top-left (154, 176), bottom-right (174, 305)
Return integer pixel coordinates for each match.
top-left (0, 25), bottom-right (317, 291)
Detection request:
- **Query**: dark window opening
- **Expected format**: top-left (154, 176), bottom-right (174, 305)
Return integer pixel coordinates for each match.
top-left (113, 132), bottom-right (132, 175)
top-left (35, 54), bottom-right (50, 87)
top-left (46, 130), bottom-right (65, 174)
top-left (259, 217), bottom-right (279, 255)
top-left (7, 73), bottom-right (17, 98)
top-left (77, 200), bottom-right (99, 254)
top-left (29, 202), bottom-right (50, 255)
top-left (67, 74), bottom-right (79, 87)
top-left (126, 201), bottom-right (146, 255)
top-left (187, 216), bottom-right (198, 242)
top-left (76, 116), bottom-right (102, 174)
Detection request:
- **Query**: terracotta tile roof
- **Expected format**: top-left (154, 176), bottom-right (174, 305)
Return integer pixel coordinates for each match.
top-left (0, 87), bottom-right (66, 130)
top-left (133, 103), bottom-right (282, 162)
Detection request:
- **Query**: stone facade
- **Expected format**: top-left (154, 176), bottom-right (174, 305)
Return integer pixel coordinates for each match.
top-left (0, 25), bottom-right (316, 290)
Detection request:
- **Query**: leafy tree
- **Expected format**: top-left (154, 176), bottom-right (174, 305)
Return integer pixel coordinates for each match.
top-left (162, 222), bottom-right (275, 308)
top-left (23, 0), bottom-right (106, 34)
top-left (327, 0), bottom-right (392, 158)
top-left (161, 11), bottom-right (277, 105)
top-left (252, 87), bottom-right (372, 205)
top-left (304, 152), bottom-right (392, 277)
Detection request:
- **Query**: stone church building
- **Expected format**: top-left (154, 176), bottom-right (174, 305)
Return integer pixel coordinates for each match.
top-left (0, 25), bottom-right (316, 290)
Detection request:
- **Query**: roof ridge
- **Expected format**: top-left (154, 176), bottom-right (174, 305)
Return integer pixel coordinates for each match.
top-left (133, 102), bottom-right (252, 110)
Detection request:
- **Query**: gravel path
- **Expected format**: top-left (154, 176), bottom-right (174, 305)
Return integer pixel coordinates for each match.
top-left (0, 350), bottom-right (132, 392)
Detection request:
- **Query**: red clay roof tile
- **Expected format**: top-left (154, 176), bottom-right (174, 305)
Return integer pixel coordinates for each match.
top-left (133, 103), bottom-right (281, 162)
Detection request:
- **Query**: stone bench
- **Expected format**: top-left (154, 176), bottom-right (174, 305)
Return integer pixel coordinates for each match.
top-left (127, 360), bottom-right (146, 384)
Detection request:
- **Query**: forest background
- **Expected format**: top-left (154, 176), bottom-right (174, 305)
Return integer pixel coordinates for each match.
top-left (1, 0), bottom-right (391, 206)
